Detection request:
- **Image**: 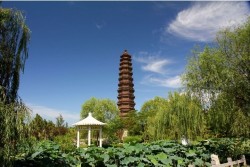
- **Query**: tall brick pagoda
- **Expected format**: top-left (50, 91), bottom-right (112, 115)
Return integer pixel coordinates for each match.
top-left (117, 50), bottom-right (135, 118)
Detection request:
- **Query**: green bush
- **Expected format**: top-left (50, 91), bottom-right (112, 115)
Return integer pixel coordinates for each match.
top-left (198, 138), bottom-right (250, 163)
top-left (14, 140), bottom-right (80, 167)
top-left (123, 135), bottom-right (143, 144)
top-left (54, 134), bottom-right (75, 152)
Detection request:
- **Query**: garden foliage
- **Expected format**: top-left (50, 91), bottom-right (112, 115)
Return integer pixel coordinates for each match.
top-left (13, 138), bottom-right (250, 167)
top-left (183, 18), bottom-right (250, 137)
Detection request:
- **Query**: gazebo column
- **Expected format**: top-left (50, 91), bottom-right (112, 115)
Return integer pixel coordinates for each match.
top-left (99, 127), bottom-right (102, 147)
top-left (88, 126), bottom-right (91, 146)
top-left (77, 127), bottom-right (80, 148)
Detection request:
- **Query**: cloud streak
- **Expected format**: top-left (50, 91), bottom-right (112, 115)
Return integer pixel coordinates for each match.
top-left (27, 104), bottom-right (80, 125)
top-left (142, 75), bottom-right (181, 88)
top-left (134, 52), bottom-right (182, 88)
top-left (134, 52), bottom-right (171, 74)
top-left (167, 2), bottom-right (250, 42)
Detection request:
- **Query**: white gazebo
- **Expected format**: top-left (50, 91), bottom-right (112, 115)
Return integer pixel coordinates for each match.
top-left (73, 112), bottom-right (106, 148)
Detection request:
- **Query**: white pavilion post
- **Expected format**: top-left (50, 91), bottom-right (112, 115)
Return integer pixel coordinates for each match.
top-left (99, 127), bottom-right (102, 147)
top-left (88, 126), bottom-right (91, 146)
top-left (77, 127), bottom-right (80, 148)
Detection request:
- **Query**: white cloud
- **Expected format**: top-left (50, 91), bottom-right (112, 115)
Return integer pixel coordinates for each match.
top-left (142, 59), bottom-right (169, 74)
top-left (134, 52), bottom-right (171, 74)
top-left (27, 104), bottom-right (80, 125)
top-left (167, 2), bottom-right (250, 42)
top-left (142, 75), bottom-right (182, 88)
top-left (134, 51), bottom-right (182, 88)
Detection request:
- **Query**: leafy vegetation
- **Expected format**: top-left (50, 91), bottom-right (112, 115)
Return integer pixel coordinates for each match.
top-left (30, 113), bottom-right (68, 140)
top-left (13, 138), bottom-right (250, 167)
top-left (1, 3), bottom-right (250, 166)
top-left (81, 98), bottom-right (121, 142)
top-left (0, 8), bottom-right (30, 103)
top-left (123, 136), bottom-right (143, 144)
top-left (54, 128), bottom-right (76, 152)
top-left (183, 18), bottom-right (250, 137)
top-left (132, 17), bottom-right (250, 141)
top-left (200, 138), bottom-right (250, 163)
top-left (81, 98), bottom-right (119, 122)
top-left (14, 140), bottom-right (78, 167)
top-left (0, 102), bottom-right (31, 166)
top-left (143, 92), bottom-right (207, 141)
top-left (0, 7), bottom-right (31, 166)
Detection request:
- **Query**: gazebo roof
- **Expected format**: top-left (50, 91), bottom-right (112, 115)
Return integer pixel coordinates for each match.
top-left (73, 113), bottom-right (106, 126)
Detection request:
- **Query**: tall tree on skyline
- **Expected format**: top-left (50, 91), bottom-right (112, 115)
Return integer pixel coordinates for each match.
top-left (0, 8), bottom-right (30, 103)
top-left (183, 17), bottom-right (250, 137)
top-left (0, 8), bottom-right (31, 165)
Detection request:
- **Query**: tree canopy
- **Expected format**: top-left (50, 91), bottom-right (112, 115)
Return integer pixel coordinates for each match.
top-left (81, 97), bottom-right (120, 142)
top-left (142, 93), bottom-right (206, 141)
top-left (183, 18), bottom-right (250, 115)
top-left (183, 17), bottom-right (250, 137)
top-left (81, 97), bottom-right (119, 122)
top-left (0, 8), bottom-right (31, 165)
top-left (0, 8), bottom-right (30, 103)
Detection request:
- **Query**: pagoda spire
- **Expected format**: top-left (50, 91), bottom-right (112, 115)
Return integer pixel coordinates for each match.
top-left (117, 50), bottom-right (135, 118)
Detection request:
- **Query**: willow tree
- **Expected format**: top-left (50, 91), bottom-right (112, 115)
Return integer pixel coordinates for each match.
top-left (140, 97), bottom-right (168, 140)
top-left (148, 92), bottom-right (206, 141)
top-left (208, 93), bottom-right (250, 137)
top-left (0, 8), bottom-right (30, 103)
top-left (183, 17), bottom-right (250, 137)
top-left (0, 8), bottom-right (31, 165)
top-left (0, 103), bottom-right (30, 161)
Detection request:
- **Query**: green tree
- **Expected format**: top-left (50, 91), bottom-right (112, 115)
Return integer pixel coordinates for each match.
top-left (0, 102), bottom-right (30, 165)
top-left (30, 114), bottom-right (46, 140)
top-left (44, 120), bottom-right (56, 140)
top-left (0, 8), bottom-right (31, 165)
top-left (54, 128), bottom-right (76, 151)
top-left (144, 93), bottom-right (206, 141)
top-left (81, 97), bottom-right (120, 143)
top-left (140, 97), bottom-right (168, 140)
top-left (55, 114), bottom-right (67, 136)
top-left (183, 18), bottom-right (250, 137)
top-left (207, 93), bottom-right (249, 137)
top-left (122, 110), bottom-right (142, 136)
top-left (167, 92), bottom-right (206, 140)
top-left (30, 114), bottom-right (68, 140)
top-left (81, 97), bottom-right (119, 122)
top-left (0, 8), bottom-right (30, 103)
top-left (56, 114), bottom-right (65, 127)
top-left (140, 96), bottom-right (168, 119)
top-left (104, 116), bottom-right (124, 142)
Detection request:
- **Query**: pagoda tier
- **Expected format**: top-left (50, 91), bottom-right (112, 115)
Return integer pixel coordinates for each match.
top-left (117, 50), bottom-right (135, 117)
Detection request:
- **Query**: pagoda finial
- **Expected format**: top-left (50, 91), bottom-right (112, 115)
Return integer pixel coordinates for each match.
top-left (124, 49), bottom-right (128, 53)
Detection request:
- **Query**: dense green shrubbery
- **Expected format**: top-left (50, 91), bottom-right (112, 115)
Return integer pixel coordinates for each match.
top-left (14, 140), bottom-right (79, 167)
top-left (123, 136), bottom-right (143, 144)
top-left (197, 138), bottom-right (250, 163)
top-left (13, 138), bottom-right (250, 167)
top-left (53, 129), bottom-right (76, 152)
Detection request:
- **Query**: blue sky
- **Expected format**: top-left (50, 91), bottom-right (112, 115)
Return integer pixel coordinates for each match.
top-left (2, 1), bottom-right (250, 125)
